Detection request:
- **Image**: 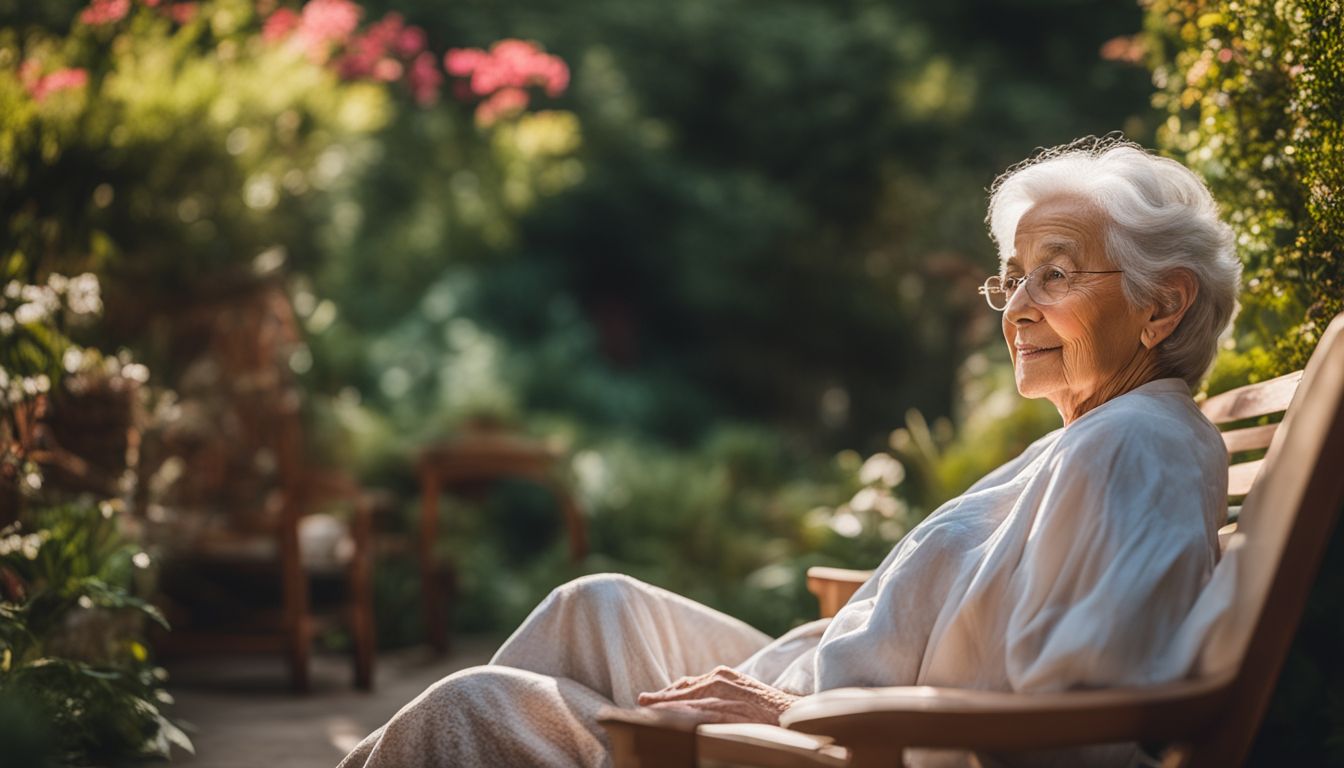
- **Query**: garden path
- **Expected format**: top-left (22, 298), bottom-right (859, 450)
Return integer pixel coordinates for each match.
top-left (162, 638), bottom-right (500, 768)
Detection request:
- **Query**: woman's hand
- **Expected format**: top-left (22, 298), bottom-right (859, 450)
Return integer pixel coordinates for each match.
top-left (636, 666), bottom-right (800, 725)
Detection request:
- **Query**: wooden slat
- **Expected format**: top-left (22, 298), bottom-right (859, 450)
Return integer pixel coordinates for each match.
top-left (806, 567), bottom-right (873, 619)
top-left (1228, 459), bottom-right (1265, 497)
top-left (1220, 423), bottom-right (1279, 455)
top-left (1201, 370), bottom-right (1303, 423)
top-left (1217, 522), bottom-right (1238, 552)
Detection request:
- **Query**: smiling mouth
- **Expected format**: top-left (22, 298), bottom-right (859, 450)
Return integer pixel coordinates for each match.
top-left (1016, 345), bottom-right (1061, 360)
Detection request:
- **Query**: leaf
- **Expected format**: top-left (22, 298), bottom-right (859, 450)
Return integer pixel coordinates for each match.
top-left (156, 713), bottom-right (195, 755)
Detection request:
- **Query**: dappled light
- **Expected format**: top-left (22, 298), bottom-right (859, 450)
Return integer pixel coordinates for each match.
top-left (1, 0), bottom-right (1341, 765)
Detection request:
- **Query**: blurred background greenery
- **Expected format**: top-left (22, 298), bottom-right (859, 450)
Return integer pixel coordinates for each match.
top-left (1, 0), bottom-right (1340, 764)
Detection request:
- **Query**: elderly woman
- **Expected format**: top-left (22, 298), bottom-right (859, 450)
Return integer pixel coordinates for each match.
top-left (339, 139), bottom-right (1240, 768)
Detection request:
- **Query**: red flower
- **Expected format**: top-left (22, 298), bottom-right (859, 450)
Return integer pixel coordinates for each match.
top-left (79, 0), bottom-right (130, 25)
top-left (262, 8), bottom-right (301, 43)
top-left (407, 51), bottom-right (443, 106)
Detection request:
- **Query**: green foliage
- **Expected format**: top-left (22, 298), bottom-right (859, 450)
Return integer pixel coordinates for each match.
top-left (328, 0), bottom-right (1154, 450)
top-left (0, 0), bottom-right (392, 341)
top-left (0, 502), bottom-right (190, 766)
top-left (1145, 0), bottom-right (1344, 386)
top-left (1145, 2), bottom-right (1344, 761)
top-left (310, 0), bottom-right (1155, 647)
top-left (893, 353), bottom-right (1061, 512)
top-left (410, 424), bottom-right (917, 640)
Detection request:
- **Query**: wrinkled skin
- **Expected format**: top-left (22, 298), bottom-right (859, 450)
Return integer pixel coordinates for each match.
top-left (637, 666), bottom-right (800, 725)
top-left (1003, 195), bottom-right (1198, 424)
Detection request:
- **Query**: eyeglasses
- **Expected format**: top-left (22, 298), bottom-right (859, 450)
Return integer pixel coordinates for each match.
top-left (977, 263), bottom-right (1124, 311)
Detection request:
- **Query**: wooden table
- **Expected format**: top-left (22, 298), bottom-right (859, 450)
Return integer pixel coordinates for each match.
top-left (417, 431), bottom-right (587, 653)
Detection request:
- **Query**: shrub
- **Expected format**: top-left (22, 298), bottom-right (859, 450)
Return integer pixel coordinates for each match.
top-left (0, 501), bottom-right (190, 766)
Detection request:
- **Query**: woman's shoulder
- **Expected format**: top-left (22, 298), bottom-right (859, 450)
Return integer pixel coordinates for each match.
top-left (1043, 380), bottom-right (1227, 531)
top-left (1066, 379), bottom-right (1217, 442)
top-left (1051, 379), bottom-right (1225, 478)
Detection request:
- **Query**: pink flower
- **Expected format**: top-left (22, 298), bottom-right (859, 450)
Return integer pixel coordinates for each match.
top-left (25, 67), bottom-right (90, 102)
top-left (406, 51), bottom-right (442, 106)
top-left (1099, 35), bottom-right (1144, 64)
top-left (169, 2), bottom-right (198, 24)
top-left (298, 0), bottom-right (361, 55)
top-left (445, 39), bottom-right (569, 116)
top-left (79, 0), bottom-right (130, 25)
top-left (262, 8), bottom-right (301, 42)
top-left (538, 56), bottom-right (569, 97)
top-left (363, 12), bottom-right (403, 48)
top-left (445, 48), bottom-right (486, 76)
top-left (395, 25), bottom-right (426, 58)
top-left (456, 39), bottom-right (570, 98)
top-left (475, 86), bottom-right (528, 126)
top-left (18, 59), bottom-right (42, 89)
top-left (371, 57), bottom-right (402, 82)
top-left (335, 32), bottom-right (383, 78)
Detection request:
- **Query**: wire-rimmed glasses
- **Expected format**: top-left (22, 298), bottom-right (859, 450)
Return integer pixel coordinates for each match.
top-left (977, 264), bottom-right (1124, 311)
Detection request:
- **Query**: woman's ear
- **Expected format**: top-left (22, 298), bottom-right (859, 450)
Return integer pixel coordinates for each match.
top-left (1142, 268), bottom-right (1199, 349)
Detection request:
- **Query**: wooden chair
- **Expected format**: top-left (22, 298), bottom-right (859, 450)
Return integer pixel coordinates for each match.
top-left (143, 281), bottom-right (377, 692)
top-left (417, 429), bottom-right (587, 653)
top-left (601, 311), bottom-right (1344, 767)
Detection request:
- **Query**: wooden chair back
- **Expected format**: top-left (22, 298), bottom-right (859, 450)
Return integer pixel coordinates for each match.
top-left (1191, 314), bottom-right (1344, 765)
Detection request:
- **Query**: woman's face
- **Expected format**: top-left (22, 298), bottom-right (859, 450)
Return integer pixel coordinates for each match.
top-left (1002, 195), bottom-right (1153, 422)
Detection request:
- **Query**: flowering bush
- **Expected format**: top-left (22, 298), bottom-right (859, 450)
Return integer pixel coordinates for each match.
top-left (0, 268), bottom-right (108, 510)
top-left (446, 39), bottom-right (570, 125)
top-left (1, 0), bottom-right (574, 762)
top-left (0, 0), bottom-right (570, 296)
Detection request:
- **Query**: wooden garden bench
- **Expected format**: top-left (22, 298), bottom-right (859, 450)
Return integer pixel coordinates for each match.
top-left (600, 311), bottom-right (1344, 767)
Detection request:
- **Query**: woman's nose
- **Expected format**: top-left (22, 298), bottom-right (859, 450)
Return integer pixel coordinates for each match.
top-left (1003, 278), bottom-right (1039, 324)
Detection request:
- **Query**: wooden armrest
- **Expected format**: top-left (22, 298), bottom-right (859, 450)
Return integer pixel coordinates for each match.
top-left (805, 567), bottom-right (873, 619)
top-left (598, 707), bottom-right (699, 767)
top-left (698, 724), bottom-right (846, 767)
top-left (780, 674), bottom-right (1232, 753)
top-left (598, 709), bottom-right (846, 768)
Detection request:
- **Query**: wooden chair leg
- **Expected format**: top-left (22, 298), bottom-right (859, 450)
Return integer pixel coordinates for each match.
top-left (281, 512), bottom-right (311, 693)
top-left (350, 499), bottom-right (376, 690)
top-left (420, 475), bottom-right (448, 654)
top-left (288, 614), bottom-right (312, 693)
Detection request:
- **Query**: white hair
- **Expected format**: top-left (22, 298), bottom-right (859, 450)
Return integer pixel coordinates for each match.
top-left (986, 137), bottom-right (1241, 387)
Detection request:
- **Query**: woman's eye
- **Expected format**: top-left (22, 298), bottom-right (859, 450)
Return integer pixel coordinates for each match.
top-left (1042, 268), bottom-right (1067, 283)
